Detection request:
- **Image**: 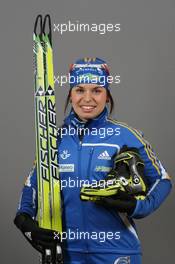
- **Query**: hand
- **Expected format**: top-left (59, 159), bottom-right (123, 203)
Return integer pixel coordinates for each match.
top-left (96, 191), bottom-right (137, 215)
top-left (80, 145), bottom-right (148, 202)
top-left (14, 213), bottom-right (61, 254)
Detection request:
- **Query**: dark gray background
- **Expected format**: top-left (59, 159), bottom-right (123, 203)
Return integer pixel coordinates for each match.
top-left (0, 0), bottom-right (174, 263)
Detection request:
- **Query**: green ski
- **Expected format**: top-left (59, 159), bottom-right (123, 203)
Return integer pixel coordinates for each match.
top-left (33, 14), bottom-right (63, 264)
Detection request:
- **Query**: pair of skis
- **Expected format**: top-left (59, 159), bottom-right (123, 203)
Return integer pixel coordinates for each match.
top-left (33, 14), bottom-right (63, 264)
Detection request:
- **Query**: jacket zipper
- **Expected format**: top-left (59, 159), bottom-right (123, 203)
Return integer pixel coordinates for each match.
top-left (87, 147), bottom-right (94, 180)
top-left (78, 135), bottom-right (89, 253)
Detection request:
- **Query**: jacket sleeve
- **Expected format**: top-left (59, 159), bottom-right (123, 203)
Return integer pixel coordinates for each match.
top-left (122, 126), bottom-right (172, 219)
top-left (16, 160), bottom-right (38, 218)
top-left (131, 178), bottom-right (172, 219)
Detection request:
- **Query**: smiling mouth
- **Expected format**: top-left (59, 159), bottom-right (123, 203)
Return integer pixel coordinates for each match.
top-left (80, 106), bottom-right (97, 110)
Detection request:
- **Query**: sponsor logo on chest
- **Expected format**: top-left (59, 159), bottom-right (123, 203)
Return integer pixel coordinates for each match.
top-left (60, 150), bottom-right (71, 159)
top-left (59, 164), bottom-right (74, 172)
top-left (98, 150), bottom-right (111, 160)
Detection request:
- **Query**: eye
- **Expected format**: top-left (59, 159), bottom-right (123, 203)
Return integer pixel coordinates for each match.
top-left (75, 88), bottom-right (84, 94)
top-left (92, 88), bottom-right (102, 94)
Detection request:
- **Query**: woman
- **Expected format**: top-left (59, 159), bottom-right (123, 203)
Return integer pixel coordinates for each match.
top-left (14, 57), bottom-right (172, 264)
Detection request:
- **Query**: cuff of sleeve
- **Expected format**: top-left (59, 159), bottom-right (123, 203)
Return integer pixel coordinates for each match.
top-left (129, 200), bottom-right (144, 219)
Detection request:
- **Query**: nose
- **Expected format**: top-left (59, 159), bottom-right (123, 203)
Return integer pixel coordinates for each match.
top-left (83, 91), bottom-right (92, 102)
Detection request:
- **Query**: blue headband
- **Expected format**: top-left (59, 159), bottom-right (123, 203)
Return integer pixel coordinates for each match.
top-left (69, 57), bottom-right (110, 89)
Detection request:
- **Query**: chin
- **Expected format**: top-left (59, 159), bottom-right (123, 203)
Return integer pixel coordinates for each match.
top-left (78, 113), bottom-right (93, 120)
top-left (81, 113), bottom-right (99, 120)
top-left (76, 108), bottom-right (101, 120)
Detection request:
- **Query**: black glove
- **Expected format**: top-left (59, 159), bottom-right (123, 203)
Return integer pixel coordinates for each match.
top-left (14, 213), bottom-right (61, 254)
top-left (96, 190), bottom-right (137, 215)
top-left (110, 145), bottom-right (148, 197)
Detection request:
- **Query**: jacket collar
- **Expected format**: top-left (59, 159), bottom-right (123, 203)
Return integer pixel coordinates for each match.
top-left (64, 107), bottom-right (109, 129)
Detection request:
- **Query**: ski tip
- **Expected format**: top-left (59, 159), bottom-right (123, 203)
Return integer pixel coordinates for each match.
top-left (43, 14), bottom-right (52, 44)
top-left (34, 14), bottom-right (43, 36)
top-left (44, 14), bottom-right (51, 20)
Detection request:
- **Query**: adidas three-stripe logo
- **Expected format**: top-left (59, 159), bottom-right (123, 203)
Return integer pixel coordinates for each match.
top-left (98, 151), bottom-right (111, 160)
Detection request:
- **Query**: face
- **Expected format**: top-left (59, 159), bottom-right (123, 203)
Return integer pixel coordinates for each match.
top-left (70, 84), bottom-right (109, 121)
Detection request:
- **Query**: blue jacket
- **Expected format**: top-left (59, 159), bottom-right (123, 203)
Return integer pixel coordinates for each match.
top-left (17, 107), bottom-right (172, 255)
